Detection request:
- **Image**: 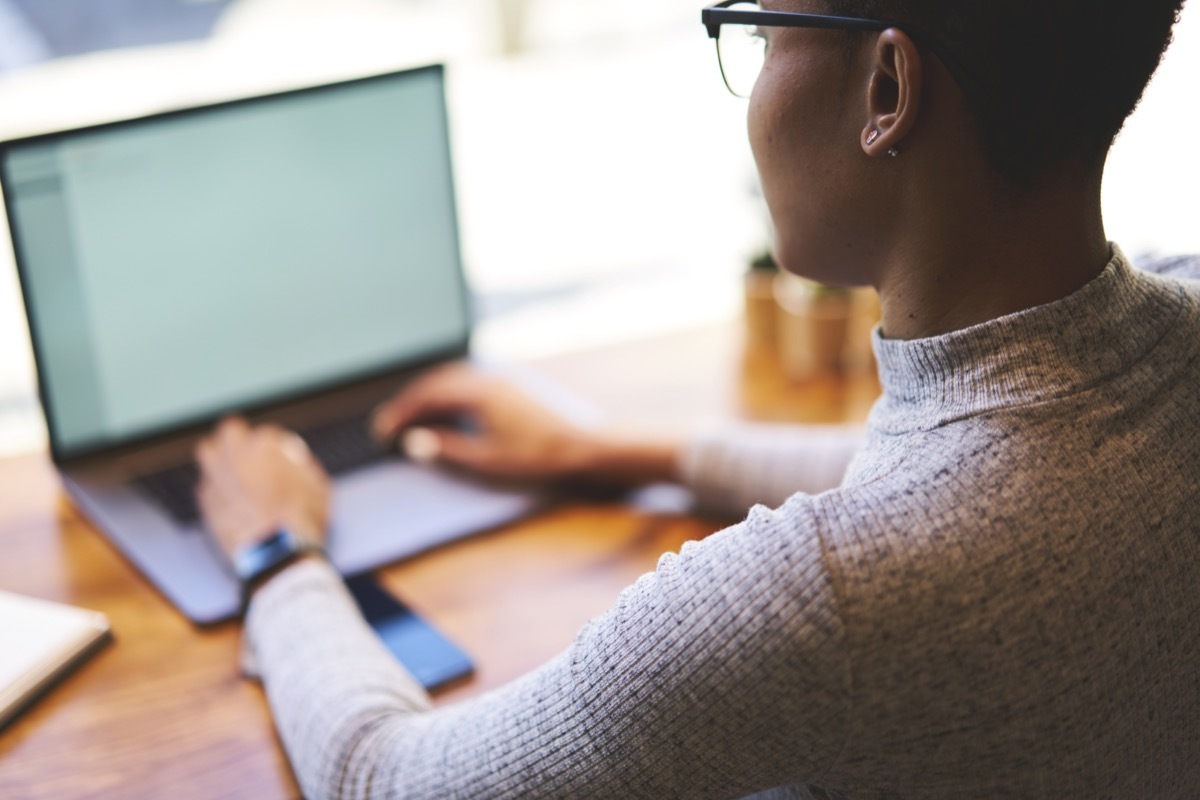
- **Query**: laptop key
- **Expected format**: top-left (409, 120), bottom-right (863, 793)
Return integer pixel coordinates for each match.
top-left (300, 412), bottom-right (390, 475)
top-left (133, 413), bottom-right (391, 525)
top-left (133, 462), bottom-right (202, 523)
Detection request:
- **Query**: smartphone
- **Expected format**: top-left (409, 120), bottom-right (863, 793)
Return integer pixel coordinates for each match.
top-left (345, 574), bottom-right (474, 691)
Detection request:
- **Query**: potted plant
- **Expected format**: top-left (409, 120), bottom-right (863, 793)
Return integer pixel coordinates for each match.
top-left (773, 273), bottom-right (854, 380)
top-left (844, 287), bottom-right (882, 374)
top-left (743, 249), bottom-right (780, 352)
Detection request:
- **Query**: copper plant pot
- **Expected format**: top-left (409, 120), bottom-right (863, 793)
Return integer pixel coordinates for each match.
top-left (773, 274), bottom-right (853, 381)
top-left (743, 269), bottom-right (779, 352)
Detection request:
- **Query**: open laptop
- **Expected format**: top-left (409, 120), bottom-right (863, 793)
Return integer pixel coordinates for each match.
top-left (0, 65), bottom-right (540, 624)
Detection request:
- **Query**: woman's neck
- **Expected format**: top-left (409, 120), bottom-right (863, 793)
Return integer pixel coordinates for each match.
top-left (875, 167), bottom-right (1111, 341)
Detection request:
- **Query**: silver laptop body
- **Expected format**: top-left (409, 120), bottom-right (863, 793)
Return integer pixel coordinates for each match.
top-left (1, 66), bottom-right (538, 624)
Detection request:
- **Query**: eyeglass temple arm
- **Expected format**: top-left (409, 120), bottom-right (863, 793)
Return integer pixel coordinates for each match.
top-left (703, 7), bottom-right (888, 38)
top-left (700, 6), bottom-right (986, 105)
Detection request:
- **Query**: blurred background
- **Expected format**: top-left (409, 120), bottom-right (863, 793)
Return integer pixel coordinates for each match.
top-left (0, 0), bottom-right (1197, 456)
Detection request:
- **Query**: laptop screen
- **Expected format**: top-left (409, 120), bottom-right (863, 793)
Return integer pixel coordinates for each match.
top-left (2, 67), bottom-right (470, 459)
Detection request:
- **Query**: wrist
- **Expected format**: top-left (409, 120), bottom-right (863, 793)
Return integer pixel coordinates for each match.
top-left (234, 530), bottom-right (328, 609)
top-left (244, 552), bottom-right (327, 601)
top-left (579, 430), bottom-right (684, 487)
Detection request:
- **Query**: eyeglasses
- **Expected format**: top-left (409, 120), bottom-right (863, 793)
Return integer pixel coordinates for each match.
top-left (702, 0), bottom-right (984, 104)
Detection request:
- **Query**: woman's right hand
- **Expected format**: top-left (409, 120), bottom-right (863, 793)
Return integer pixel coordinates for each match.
top-left (371, 364), bottom-right (607, 482)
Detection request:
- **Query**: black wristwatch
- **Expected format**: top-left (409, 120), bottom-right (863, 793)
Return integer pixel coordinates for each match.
top-left (233, 530), bottom-right (326, 609)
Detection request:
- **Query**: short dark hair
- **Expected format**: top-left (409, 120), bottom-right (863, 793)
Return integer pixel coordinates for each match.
top-left (828, 0), bottom-right (1187, 185)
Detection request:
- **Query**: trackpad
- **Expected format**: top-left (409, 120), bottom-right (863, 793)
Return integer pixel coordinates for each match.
top-left (327, 460), bottom-right (539, 575)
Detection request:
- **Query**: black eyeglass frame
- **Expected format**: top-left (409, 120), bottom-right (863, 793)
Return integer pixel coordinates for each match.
top-left (702, 0), bottom-right (985, 105)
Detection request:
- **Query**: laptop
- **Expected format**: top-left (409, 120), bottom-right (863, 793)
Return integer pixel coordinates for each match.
top-left (0, 65), bottom-right (540, 624)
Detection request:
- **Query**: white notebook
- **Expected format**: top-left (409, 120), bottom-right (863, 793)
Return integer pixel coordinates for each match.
top-left (0, 591), bottom-right (112, 730)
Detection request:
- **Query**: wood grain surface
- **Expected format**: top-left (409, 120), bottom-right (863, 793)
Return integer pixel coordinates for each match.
top-left (0, 321), bottom-right (879, 799)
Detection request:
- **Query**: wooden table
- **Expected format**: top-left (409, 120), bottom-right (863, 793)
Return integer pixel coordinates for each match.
top-left (0, 322), bottom-right (879, 799)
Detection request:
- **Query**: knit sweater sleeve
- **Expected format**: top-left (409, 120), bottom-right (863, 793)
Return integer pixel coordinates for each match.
top-left (244, 496), bottom-right (850, 799)
top-left (680, 424), bottom-right (865, 515)
top-left (1135, 253), bottom-right (1200, 281)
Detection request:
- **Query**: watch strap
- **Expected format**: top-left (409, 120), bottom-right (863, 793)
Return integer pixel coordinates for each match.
top-left (233, 530), bottom-right (326, 609)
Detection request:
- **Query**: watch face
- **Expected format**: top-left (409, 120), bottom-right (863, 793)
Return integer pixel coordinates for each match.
top-left (234, 531), bottom-right (299, 584)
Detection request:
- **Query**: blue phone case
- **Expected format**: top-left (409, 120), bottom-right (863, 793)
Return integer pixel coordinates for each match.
top-left (345, 574), bottom-right (474, 691)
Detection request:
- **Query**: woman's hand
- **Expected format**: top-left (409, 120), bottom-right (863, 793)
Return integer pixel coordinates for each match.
top-left (196, 417), bottom-right (332, 561)
top-left (371, 364), bottom-right (604, 482)
top-left (372, 364), bottom-right (684, 488)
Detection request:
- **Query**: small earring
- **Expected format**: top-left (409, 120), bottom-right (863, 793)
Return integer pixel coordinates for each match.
top-left (866, 130), bottom-right (880, 146)
top-left (887, 147), bottom-right (900, 158)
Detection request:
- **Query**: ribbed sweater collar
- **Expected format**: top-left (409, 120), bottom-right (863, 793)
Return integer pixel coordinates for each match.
top-left (869, 246), bottom-right (1185, 433)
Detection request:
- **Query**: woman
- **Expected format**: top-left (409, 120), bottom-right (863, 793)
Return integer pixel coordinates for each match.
top-left (196, 0), bottom-right (1199, 796)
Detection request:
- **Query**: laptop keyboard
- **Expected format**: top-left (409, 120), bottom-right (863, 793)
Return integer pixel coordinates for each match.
top-left (133, 412), bottom-right (390, 524)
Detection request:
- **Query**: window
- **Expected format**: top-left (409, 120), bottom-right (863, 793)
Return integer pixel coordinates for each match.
top-left (0, 0), bottom-right (1196, 455)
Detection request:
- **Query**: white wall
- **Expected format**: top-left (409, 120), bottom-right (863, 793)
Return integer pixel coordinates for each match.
top-left (1103, 6), bottom-right (1200, 256)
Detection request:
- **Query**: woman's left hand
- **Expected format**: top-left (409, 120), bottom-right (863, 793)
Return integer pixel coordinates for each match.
top-left (195, 417), bottom-right (332, 561)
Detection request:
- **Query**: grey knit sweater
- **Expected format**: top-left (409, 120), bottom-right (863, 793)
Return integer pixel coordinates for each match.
top-left (245, 247), bottom-right (1200, 799)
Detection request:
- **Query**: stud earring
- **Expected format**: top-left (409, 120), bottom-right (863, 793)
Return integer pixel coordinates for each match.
top-left (887, 147), bottom-right (900, 158)
top-left (866, 130), bottom-right (880, 146)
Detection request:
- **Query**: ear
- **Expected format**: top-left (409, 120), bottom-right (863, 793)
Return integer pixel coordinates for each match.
top-left (860, 28), bottom-right (923, 157)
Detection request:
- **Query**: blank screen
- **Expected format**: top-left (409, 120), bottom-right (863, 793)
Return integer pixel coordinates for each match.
top-left (3, 68), bottom-right (469, 458)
